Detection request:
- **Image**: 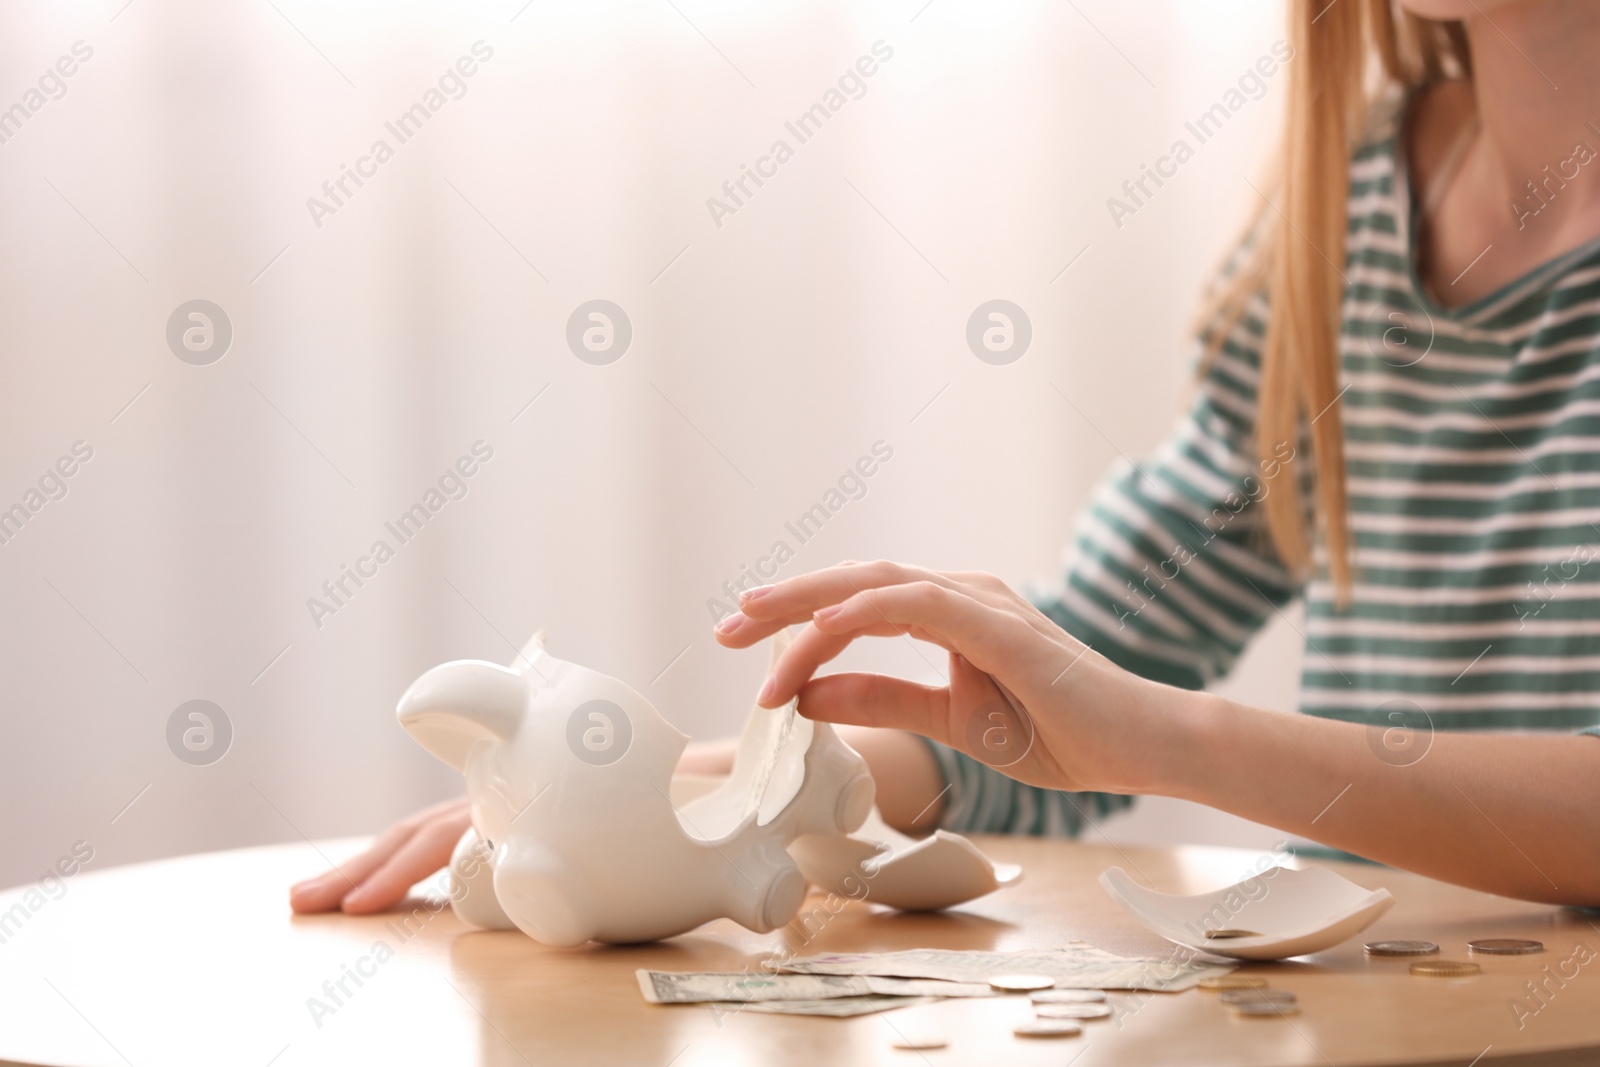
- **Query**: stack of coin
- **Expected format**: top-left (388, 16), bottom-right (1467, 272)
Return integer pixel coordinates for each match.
top-left (988, 974), bottom-right (1056, 993)
top-left (1032, 989), bottom-right (1106, 1005)
top-left (1014, 1020), bottom-right (1082, 1038)
top-left (1364, 940), bottom-right (1439, 958)
top-left (1468, 939), bottom-right (1543, 956)
top-left (890, 1036), bottom-right (947, 1051)
top-left (1035, 1002), bottom-right (1112, 1021)
top-left (1231, 1000), bottom-right (1300, 1018)
top-left (1409, 960), bottom-right (1482, 978)
top-left (1007, 986), bottom-right (1110, 1038)
top-left (1197, 975), bottom-right (1268, 993)
top-left (1221, 989), bottom-right (1299, 1017)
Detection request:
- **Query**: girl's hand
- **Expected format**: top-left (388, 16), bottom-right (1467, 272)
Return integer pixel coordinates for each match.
top-left (289, 745), bottom-right (742, 915)
top-left (715, 560), bottom-right (1195, 797)
top-left (290, 796), bottom-right (470, 915)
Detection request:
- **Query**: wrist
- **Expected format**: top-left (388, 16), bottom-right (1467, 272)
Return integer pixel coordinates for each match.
top-left (1119, 680), bottom-right (1231, 799)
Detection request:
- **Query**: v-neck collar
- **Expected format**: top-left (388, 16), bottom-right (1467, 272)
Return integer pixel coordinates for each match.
top-left (1390, 90), bottom-right (1600, 332)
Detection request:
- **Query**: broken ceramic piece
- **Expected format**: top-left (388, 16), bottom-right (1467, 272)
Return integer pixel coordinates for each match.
top-left (790, 807), bottom-right (1023, 911)
top-left (398, 629), bottom-right (874, 946)
top-left (671, 776), bottom-right (1024, 912)
top-left (1099, 864), bottom-right (1394, 961)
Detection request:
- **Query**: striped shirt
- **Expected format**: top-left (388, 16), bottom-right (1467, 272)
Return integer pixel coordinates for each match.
top-left (932, 96), bottom-right (1600, 836)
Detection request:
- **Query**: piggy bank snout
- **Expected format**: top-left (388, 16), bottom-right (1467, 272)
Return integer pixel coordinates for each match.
top-left (396, 659), bottom-right (528, 772)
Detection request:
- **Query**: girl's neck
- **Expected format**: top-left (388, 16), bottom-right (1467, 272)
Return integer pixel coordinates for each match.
top-left (1468, 2), bottom-right (1600, 206)
top-left (1410, 4), bottom-right (1600, 307)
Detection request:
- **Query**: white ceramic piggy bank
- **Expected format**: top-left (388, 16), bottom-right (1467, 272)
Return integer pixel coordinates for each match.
top-left (397, 630), bottom-right (879, 946)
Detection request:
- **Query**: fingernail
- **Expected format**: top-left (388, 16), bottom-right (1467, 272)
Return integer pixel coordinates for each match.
top-left (757, 675), bottom-right (778, 705)
top-left (339, 889), bottom-right (369, 911)
top-left (813, 605), bottom-right (843, 624)
top-left (714, 613), bottom-right (745, 635)
top-left (739, 585), bottom-right (774, 603)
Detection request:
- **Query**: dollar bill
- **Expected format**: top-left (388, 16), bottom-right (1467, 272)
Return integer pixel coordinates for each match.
top-left (637, 970), bottom-right (998, 1004)
top-left (779, 943), bottom-right (1234, 992)
top-left (735, 995), bottom-right (938, 1017)
top-left (638, 971), bottom-right (868, 1004)
top-left (863, 977), bottom-right (999, 998)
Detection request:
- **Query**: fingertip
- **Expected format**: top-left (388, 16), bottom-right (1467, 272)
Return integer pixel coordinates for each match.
top-left (338, 886), bottom-right (382, 914)
top-left (810, 605), bottom-right (850, 633)
top-left (289, 874), bottom-right (341, 913)
top-left (338, 897), bottom-right (374, 916)
top-left (757, 679), bottom-right (801, 710)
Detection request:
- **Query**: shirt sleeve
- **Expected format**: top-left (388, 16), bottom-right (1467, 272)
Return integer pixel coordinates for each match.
top-left (929, 294), bottom-right (1306, 836)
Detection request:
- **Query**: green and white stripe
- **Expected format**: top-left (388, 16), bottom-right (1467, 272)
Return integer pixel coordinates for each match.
top-left (932, 98), bottom-right (1600, 836)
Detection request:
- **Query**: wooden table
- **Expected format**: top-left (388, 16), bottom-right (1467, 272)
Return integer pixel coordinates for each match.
top-left (1, 836), bottom-right (1597, 1067)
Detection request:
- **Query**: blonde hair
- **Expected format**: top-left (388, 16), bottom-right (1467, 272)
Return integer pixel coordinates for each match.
top-left (1202, 1), bottom-right (1469, 602)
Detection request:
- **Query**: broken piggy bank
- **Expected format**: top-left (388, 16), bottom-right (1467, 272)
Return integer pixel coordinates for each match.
top-left (396, 629), bottom-right (1021, 946)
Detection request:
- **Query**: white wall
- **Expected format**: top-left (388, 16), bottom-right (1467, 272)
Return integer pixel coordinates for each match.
top-left (0, 0), bottom-right (1302, 888)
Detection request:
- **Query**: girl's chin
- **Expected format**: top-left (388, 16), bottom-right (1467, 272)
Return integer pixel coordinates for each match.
top-left (1393, 0), bottom-right (1517, 20)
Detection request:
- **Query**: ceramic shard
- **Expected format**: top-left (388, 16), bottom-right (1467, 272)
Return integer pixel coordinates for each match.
top-left (1099, 864), bottom-right (1393, 960)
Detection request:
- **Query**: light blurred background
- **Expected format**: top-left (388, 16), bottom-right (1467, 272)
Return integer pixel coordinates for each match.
top-left (0, 0), bottom-right (1307, 889)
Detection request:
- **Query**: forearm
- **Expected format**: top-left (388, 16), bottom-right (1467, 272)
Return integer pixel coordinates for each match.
top-left (1167, 693), bottom-right (1600, 906)
top-left (834, 726), bottom-right (948, 834)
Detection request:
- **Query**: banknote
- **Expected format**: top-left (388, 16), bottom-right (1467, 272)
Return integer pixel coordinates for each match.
top-left (735, 995), bottom-right (938, 1017)
top-left (638, 971), bottom-right (868, 1004)
top-left (779, 943), bottom-right (1233, 992)
top-left (636, 970), bottom-right (999, 1004)
top-left (862, 977), bottom-right (999, 998)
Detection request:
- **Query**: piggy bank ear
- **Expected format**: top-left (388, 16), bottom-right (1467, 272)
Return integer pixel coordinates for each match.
top-left (397, 659), bottom-right (526, 771)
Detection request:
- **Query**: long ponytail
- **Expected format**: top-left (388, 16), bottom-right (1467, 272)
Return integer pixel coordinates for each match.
top-left (1201, 1), bottom-right (1470, 603)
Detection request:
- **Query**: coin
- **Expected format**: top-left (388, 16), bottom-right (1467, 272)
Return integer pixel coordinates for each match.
top-left (1365, 940), bottom-right (1439, 957)
top-left (890, 1037), bottom-right (948, 1050)
top-left (1468, 939), bottom-right (1544, 955)
top-left (1014, 1020), bottom-right (1082, 1038)
top-left (1205, 929), bottom-right (1262, 939)
top-left (1197, 975), bottom-right (1269, 992)
top-left (1031, 989), bottom-right (1107, 1004)
top-left (1034, 1002), bottom-right (1112, 1020)
top-left (1230, 1000), bottom-right (1299, 1017)
top-left (1220, 989), bottom-right (1298, 1007)
top-left (989, 974), bottom-right (1056, 992)
top-left (1410, 960), bottom-right (1482, 977)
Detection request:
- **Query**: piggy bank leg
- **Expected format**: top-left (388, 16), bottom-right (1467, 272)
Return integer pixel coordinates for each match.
top-left (792, 723), bottom-right (877, 837)
top-left (446, 827), bottom-right (516, 930)
top-left (712, 838), bottom-right (808, 934)
top-left (492, 840), bottom-right (598, 947)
